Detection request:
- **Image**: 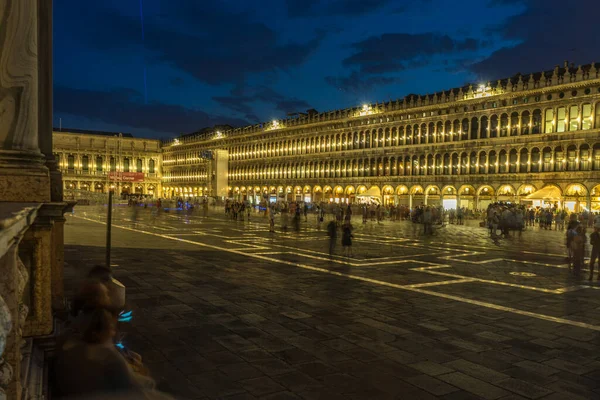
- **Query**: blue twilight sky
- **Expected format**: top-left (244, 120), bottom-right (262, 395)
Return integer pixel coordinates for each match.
top-left (53, 0), bottom-right (599, 139)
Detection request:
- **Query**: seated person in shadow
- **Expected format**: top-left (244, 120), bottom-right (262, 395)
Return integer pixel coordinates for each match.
top-left (54, 277), bottom-right (171, 399)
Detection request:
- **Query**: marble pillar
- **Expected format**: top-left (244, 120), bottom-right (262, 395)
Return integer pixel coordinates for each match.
top-left (38, 0), bottom-right (62, 203)
top-left (0, 0), bottom-right (50, 202)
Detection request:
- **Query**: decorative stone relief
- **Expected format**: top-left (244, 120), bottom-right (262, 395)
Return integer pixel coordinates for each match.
top-left (0, 0), bottom-right (39, 151)
top-left (0, 294), bottom-right (13, 400)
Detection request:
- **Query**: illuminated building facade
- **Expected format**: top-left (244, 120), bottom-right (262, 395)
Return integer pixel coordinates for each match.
top-left (52, 129), bottom-right (162, 196)
top-left (161, 62), bottom-right (600, 212)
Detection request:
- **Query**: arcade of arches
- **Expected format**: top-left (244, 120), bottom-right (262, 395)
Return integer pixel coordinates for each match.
top-left (228, 183), bottom-right (600, 213)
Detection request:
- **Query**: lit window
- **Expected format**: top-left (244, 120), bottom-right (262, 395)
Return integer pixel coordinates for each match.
top-left (544, 109), bottom-right (554, 133)
top-left (557, 107), bottom-right (566, 132)
top-left (569, 105), bottom-right (579, 131)
top-left (582, 104), bottom-right (592, 130)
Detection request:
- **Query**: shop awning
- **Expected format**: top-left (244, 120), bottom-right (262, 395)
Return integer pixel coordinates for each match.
top-left (525, 186), bottom-right (562, 201)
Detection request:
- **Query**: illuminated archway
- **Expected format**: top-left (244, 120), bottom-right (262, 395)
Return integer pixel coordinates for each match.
top-left (410, 185), bottom-right (424, 195)
top-left (564, 183), bottom-right (587, 212)
top-left (517, 184), bottom-right (536, 197)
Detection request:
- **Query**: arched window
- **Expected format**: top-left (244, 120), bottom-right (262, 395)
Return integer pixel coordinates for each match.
top-left (470, 117), bottom-right (479, 139)
top-left (519, 149), bottom-right (528, 173)
top-left (68, 154), bottom-right (75, 171)
top-left (521, 111), bottom-right (530, 134)
top-left (509, 150), bottom-right (518, 173)
top-left (566, 145), bottom-right (577, 170)
top-left (478, 152), bottom-right (486, 174)
top-left (488, 151), bottom-right (497, 174)
top-left (149, 159), bottom-right (155, 174)
top-left (554, 147), bottom-right (564, 172)
top-left (580, 144), bottom-right (590, 170)
top-left (136, 159), bottom-right (143, 173)
top-left (490, 115), bottom-right (498, 138)
top-left (499, 150), bottom-right (508, 173)
top-left (531, 148), bottom-right (540, 172)
top-left (82, 155), bottom-right (89, 172)
top-left (96, 156), bottom-right (102, 171)
top-left (593, 144), bottom-right (600, 170)
top-left (461, 119), bottom-right (469, 140)
top-left (110, 157), bottom-right (116, 172)
top-left (542, 147), bottom-right (552, 171)
top-left (510, 112), bottom-right (519, 136)
top-left (500, 114), bottom-right (508, 137)
top-left (124, 158), bottom-right (130, 172)
top-left (443, 154), bottom-right (450, 175)
top-left (480, 116), bottom-right (488, 139)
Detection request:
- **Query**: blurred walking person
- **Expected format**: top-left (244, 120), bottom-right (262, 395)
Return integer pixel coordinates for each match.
top-left (327, 220), bottom-right (337, 257)
top-left (342, 222), bottom-right (354, 257)
top-left (589, 226), bottom-right (600, 281)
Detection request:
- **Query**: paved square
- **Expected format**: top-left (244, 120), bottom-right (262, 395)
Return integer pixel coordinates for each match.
top-left (63, 206), bottom-right (600, 399)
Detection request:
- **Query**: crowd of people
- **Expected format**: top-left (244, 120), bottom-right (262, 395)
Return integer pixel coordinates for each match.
top-left (126, 196), bottom-right (600, 278)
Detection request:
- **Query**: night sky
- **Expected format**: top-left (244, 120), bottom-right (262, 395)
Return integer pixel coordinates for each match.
top-left (53, 0), bottom-right (599, 139)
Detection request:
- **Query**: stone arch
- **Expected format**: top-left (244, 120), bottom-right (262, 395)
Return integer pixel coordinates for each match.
top-left (441, 185), bottom-right (457, 195)
top-left (396, 185), bottom-right (408, 195)
top-left (458, 184), bottom-right (476, 196)
top-left (517, 184), bottom-right (537, 196)
top-left (410, 185), bottom-right (424, 195)
top-left (333, 185), bottom-right (344, 198)
top-left (357, 185), bottom-right (368, 194)
top-left (477, 185), bottom-right (495, 196)
top-left (497, 184), bottom-right (516, 197)
top-left (564, 183), bottom-right (588, 197)
top-left (425, 185), bottom-right (441, 195)
top-left (382, 185), bottom-right (394, 195)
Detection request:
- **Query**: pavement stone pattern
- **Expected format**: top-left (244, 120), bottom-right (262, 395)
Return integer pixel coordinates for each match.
top-left (62, 206), bottom-right (600, 399)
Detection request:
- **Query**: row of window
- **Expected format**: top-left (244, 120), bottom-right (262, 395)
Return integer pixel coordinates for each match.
top-left (168, 86), bottom-right (600, 147)
top-left (225, 103), bottom-right (600, 161)
top-left (229, 145), bottom-right (600, 180)
top-left (55, 154), bottom-right (156, 173)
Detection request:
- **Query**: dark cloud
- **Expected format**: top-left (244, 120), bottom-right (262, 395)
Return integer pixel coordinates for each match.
top-left (469, 0), bottom-right (598, 79)
top-left (275, 99), bottom-right (312, 114)
top-left (344, 33), bottom-right (484, 73)
top-left (287, 0), bottom-right (408, 17)
top-left (54, 86), bottom-right (249, 136)
top-left (325, 72), bottom-right (401, 94)
top-left (214, 84), bottom-right (312, 118)
top-left (68, 1), bottom-right (324, 86)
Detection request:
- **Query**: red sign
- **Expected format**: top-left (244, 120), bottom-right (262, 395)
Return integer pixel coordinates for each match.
top-left (108, 172), bottom-right (144, 182)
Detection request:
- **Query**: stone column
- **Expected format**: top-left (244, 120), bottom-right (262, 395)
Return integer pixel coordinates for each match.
top-left (38, 0), bottom-right (61, 203)
top-left (0, 0), bottom-right (50, 202)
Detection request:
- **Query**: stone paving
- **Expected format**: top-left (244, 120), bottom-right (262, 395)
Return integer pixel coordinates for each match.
top-left (63, 206), bottom-right (600, 399)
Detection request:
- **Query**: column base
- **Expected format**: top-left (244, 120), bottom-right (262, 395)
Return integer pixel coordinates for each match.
top-left (0, 150), bottom-right (50, 202)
